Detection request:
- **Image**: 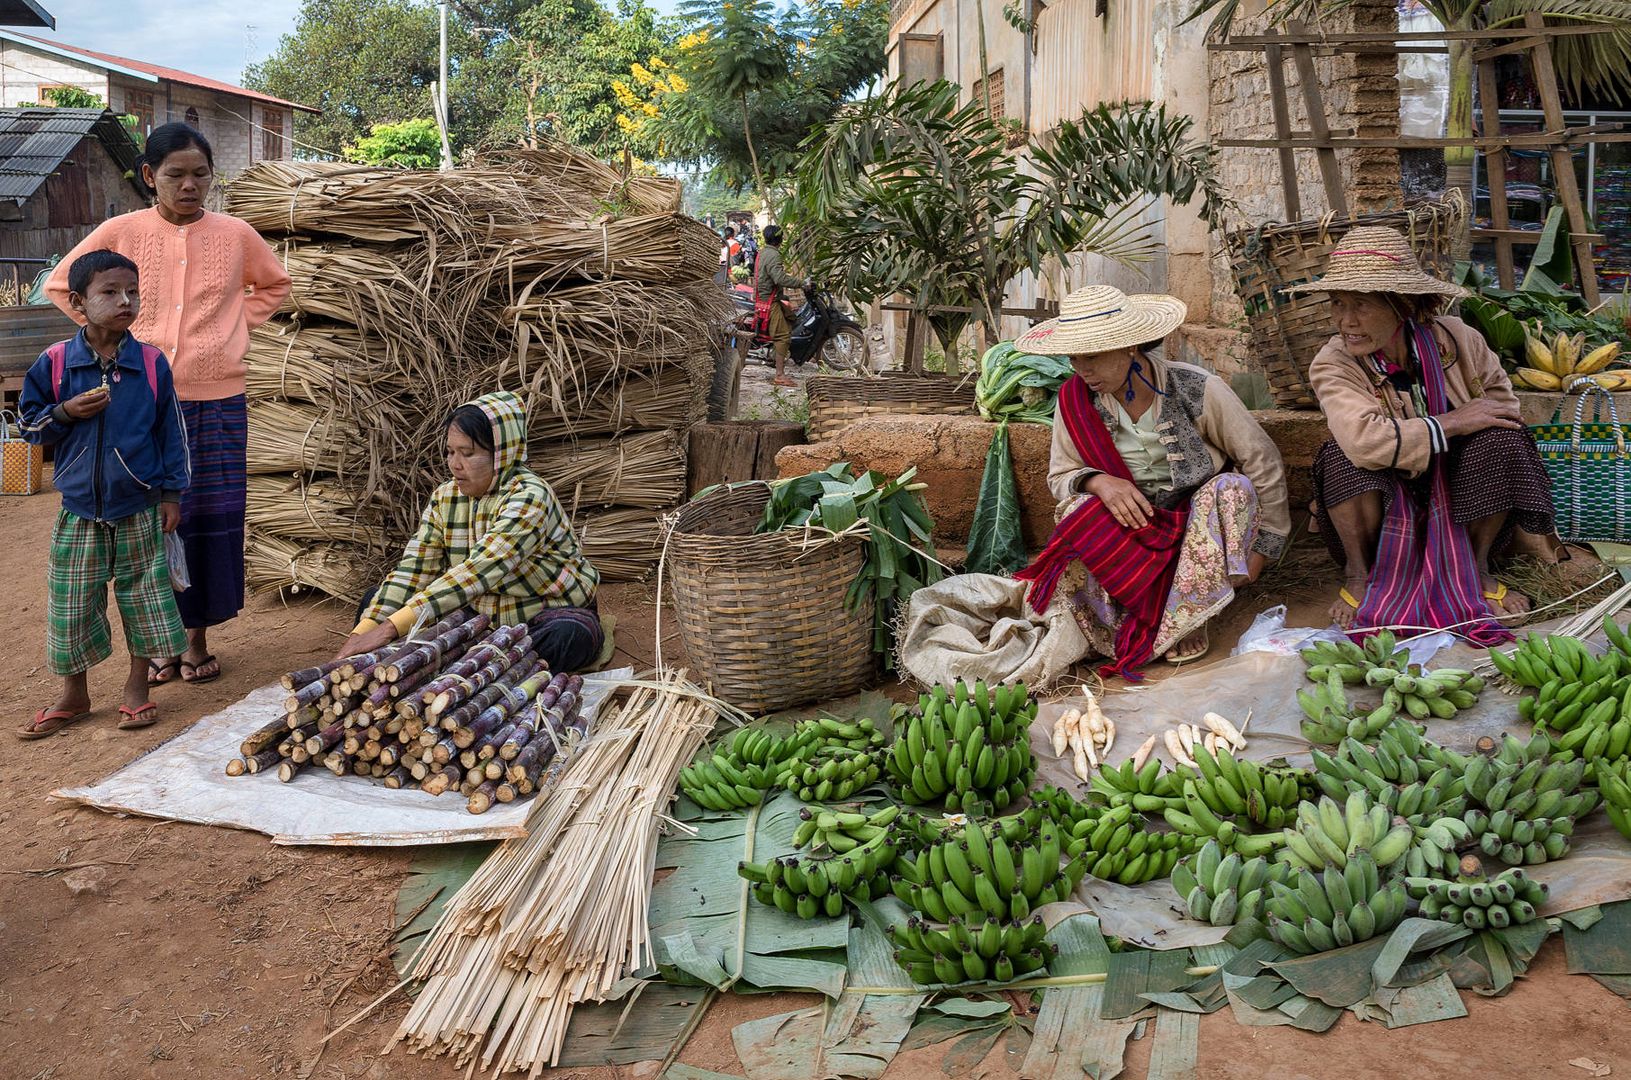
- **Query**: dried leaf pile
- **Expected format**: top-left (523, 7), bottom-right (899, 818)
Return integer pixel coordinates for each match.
top-left (229, 144), bottom-right (730, 601)
top-left (390, 670), bottom-right (717, 1073)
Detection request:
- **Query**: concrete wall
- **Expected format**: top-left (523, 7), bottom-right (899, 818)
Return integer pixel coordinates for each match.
top-left (883, 0), bottom-right (1406, 377)
top-left (0, 43), bottom-right (110, 106)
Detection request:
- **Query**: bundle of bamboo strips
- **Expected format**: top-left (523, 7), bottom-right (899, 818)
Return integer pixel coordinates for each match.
top-left (573, 508), bottom-right (664, 583)
top-left (390, 670), bottom-right (716, 1071)
top-left (225, 611), bottom-right (589, 812)
top-left (228, 140), bottom-right (723, 602)
top-left (529, 430), bottom-right (685, 510)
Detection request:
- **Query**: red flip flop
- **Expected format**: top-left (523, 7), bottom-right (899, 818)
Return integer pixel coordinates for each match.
top-left (117, 703), bottom-right (159, 730)
top-left (17, 707), bottom-right (91, 740)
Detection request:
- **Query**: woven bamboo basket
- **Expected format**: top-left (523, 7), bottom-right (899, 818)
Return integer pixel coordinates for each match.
top-left (665, 484), bottom-right (876, 713)
top-left (805, 373), bottom-right (977, 441)
top-left (1226, 194), bottom-right (1465, 409)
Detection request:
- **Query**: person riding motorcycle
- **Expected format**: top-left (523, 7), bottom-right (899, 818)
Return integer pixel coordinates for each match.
top-left (755, 225), bottom-right (802, 388)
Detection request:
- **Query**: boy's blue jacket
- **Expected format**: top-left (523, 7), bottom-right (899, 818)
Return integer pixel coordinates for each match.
top-left (18, 329), bottom-right (190, 522)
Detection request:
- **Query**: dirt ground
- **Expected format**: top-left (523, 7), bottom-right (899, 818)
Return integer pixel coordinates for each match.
top-left (1, 481), bottom-right (1627, 1080)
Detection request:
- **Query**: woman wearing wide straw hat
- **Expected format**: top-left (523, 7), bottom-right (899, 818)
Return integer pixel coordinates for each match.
top-left (1295, 225), bottom-right (1556, 640)
top-left (1013, 285), bottom-right (1290, 679)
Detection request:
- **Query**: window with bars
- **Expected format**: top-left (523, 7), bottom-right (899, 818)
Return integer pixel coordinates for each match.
top-left (260, 107), bottom-right (286, 161)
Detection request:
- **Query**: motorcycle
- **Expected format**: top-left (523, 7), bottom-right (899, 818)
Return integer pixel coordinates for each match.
top-left (728, 282), bottom-right (867, 372)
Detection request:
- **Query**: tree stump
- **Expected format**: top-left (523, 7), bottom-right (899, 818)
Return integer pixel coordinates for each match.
top-left (687, 421), bottom-right (807, 496)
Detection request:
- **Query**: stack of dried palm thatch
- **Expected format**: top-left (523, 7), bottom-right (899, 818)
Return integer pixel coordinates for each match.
top-left (230, 145), bottom-right (726, 600)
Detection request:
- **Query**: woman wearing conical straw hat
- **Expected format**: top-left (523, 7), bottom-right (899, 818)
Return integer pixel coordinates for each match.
top-left (1011, 285), bottom-right (1291, 680)
top-left (1292, 225), bottom-right (1556, 641)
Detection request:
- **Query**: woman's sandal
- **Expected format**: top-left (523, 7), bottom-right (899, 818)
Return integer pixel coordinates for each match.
top-left (1165, 625), bottom-right (1211, 665)
top-left (117, 703), bottom-right (159, 730)
top-left (180, 655), bottom-right (221, 684)
top-left (148, 658), bottom-right (180, 686)
top-left (17, 707), bottom-right (91, 740)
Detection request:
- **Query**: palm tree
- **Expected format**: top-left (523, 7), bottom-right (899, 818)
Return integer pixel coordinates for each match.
top-left (1186, 0), bottom-right (1631, 204)
top-left (785, 81), bottom-right (1230, 354)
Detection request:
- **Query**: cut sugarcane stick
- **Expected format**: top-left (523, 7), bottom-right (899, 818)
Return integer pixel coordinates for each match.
top-left (240, 715), bottom-right (291, 757)
top-left (225, 757), bottom-right (246, 776)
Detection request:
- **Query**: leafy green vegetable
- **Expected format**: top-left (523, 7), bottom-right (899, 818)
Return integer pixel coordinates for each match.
top-left (757, 463), bottom-right (944, 665)
top-left (965, 422), bottom-right (1028, 576)
top-left (976, 341), bottom-right (1074, 424)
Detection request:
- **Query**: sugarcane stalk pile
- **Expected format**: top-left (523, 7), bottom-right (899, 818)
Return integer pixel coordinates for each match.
top-left (228, 141), bottom-right (729, 601)
top-left (390, 670), bottom-right (717, 1073)
top-left (225, 610), bottom-right (587, 813)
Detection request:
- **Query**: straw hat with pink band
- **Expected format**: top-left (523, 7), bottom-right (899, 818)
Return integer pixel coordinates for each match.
top-left (1015, 284), bottom-right (1188, 356)
top-left (1282, 225), bottom-right (1469, 300)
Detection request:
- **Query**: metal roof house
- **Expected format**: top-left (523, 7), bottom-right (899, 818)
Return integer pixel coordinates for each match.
top-left (0, 0), bottom-right (49, 28)
top-left (0, 31), bottom-right (317, 180)
top-left (0, 106), bottom-right (144, 259)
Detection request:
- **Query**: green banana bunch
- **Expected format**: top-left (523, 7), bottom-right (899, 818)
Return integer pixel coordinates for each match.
top-left (1401, 814), bottom-right (1474, 878)
top-left (1278, 791), bottom-right (1415, 872)
top-left (1596, 757), bottom-right (1631, 841)
top-left (680, 745), bottom-right (783, 811)
top-left (1461, 732), bottom-right (1598, 866)
top-left (885, 680), bottom-right (1037, 812)
top-left (1173, 838), bottom-right (1294, 926)
top-left (784, 743), bottom-right (885, 803)
top-left (793, 803), bottom-right (902, 854)
top-left (1173, 745), bottom-right (1306, 831)
top-left (1302, 631), bottom-right (1410, 679)
top-left (886, 913), bottom-right (1055, 985)
top-left (1088, 755), bottom-right (1184, 813)
top-left (1034, 787), bottom-right (1196, 883)
top-left (1408, 862), bottom-right (1549, 929)
top-left (740, 817), bottom-right (903, 919)
top-left (1297, 670), bottom-right (1398, 745)
top-left (1309, 722), bottom-right (1468, 825)
top-left (1525, 667), bottom-right (1631, 763)
top-left (893, 817), bottom-right (1083, 923)
top-left (1162, 784), bottom-right (1286, 860)
top-left (1265, 850), bottom-right (1408, 954)
top-left (1489, 617), bottom-right (1631, 691)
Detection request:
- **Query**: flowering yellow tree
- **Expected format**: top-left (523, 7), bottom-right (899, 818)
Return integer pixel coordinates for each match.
top-left (611, 53), bottom-right (688, 151)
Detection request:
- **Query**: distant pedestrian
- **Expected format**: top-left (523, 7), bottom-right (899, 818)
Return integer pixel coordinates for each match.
top-left (755, 225), bottom-right (803, 388)
top-left (46, 122), bottom-right (291, 689)
top-left (17, 250), bottom-right (191, 738)
top-left (717, 226), bottom-right (740, 284)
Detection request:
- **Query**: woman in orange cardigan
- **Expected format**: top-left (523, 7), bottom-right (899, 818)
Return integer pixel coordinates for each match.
top-left (47, 123), bottom-right (291, 686)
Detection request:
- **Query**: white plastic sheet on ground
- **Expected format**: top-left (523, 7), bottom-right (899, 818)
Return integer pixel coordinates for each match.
top-left (1029, 640), bottom-right (1631, 948)
top-left (52, 668), bottom-right (633, 846)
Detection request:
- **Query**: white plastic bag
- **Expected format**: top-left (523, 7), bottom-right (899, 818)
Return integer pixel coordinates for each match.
top-left (1230, 605), bottom-right (1349, 657)
top-left (165, 530), bottom-right (190, 592)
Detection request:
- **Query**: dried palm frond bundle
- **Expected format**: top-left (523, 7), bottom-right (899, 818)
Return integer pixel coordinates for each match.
top-left (245, 475), bottom-right (384, 545)
top-left (572, 507), bottom-right (663, 582)
top-left (530, 430), bottom-right (685, 510)
top-left (245, 400), bottom-right (367, 476)
top-left (245, 319), bottom-right (408, 402)
top-left (525, 364), bottom-right (705, 444)
top-left (480, 143), bottom-right (683, 216)
top-left (471, 214), bottom-right (719, 286)
top-left (504, 279), bottom-right (728, 411)
top-left (277, 241), bottom-right (437, 329)
top-left (390, 672), bottom-right (717, 1074)
top-left (224, 161), bottom-right (423, 241)
top-left (245, 532), bottom-right (383, 600)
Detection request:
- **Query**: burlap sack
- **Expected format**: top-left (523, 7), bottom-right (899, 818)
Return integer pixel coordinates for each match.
top-left (898, 573), bottom-right (1088, 689)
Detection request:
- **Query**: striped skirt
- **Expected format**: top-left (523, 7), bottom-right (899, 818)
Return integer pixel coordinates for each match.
top-left (176, 395), bottom-right (247, 629)
top-left (1312, 428), bottom-right (1556, 568)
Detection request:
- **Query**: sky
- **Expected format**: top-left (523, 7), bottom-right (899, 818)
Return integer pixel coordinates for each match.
top-left (30, 0), bottom-right (306, 85)
top-left (29, 0), bottom-right (684, 88)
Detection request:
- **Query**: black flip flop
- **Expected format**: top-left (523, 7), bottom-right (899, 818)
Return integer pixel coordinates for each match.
top-left (148, 658), bottom-right (180, 686)
top-left (180, 655), bottom-right (221, 684)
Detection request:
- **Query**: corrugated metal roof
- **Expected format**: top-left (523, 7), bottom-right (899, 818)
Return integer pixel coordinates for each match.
top-left (0, 107), bottom-right (141, 202)
top-left (0, 0), bottom-right (52, 29)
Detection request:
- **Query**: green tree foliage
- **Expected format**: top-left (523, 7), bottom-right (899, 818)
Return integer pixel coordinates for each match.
top-left (504, 0), bottom-right (674, 160)
top-left (652, 0), bottom-right (887, 201)
top-left (39, 86), bottom-right (104, 109)
top-left (345, 117), bottom-right (443, 167)
top-left (244, 0), bottom-right (520, 158)
top-left (786, 81), bottom-right (1229, 350)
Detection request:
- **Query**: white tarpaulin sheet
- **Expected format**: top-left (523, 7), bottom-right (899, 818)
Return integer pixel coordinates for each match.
top-left (52, 668), bottom-right (632, 846)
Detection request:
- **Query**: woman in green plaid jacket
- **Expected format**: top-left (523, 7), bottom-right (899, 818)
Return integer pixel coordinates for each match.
top-left (338, 391), bottom-right (604, 672)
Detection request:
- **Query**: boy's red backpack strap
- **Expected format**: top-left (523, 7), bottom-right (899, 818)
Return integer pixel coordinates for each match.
top-left (139, 343), bottom-right (161, 399)
top-left (47, 341), bottom-right (67, 402)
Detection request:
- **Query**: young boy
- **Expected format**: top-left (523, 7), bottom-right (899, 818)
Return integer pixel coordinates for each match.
top-left (16, 250), bottom-right (190, 738)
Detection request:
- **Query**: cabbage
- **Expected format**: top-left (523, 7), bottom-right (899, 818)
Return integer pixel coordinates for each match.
top-left (975, 341), bottom-right (1073, 424)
